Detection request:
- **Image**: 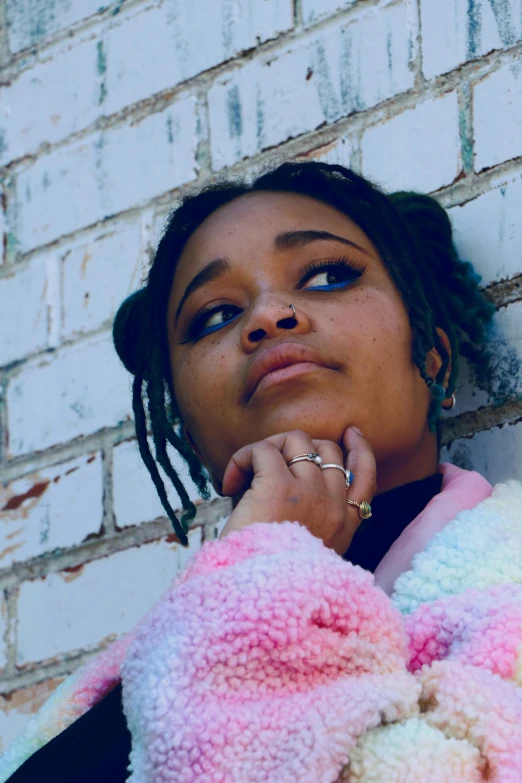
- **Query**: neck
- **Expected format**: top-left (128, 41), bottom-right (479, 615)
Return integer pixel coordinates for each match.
top-left (373, 432), bottom-right (440, 496)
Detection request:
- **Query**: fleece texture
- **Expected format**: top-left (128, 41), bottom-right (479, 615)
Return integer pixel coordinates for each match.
top-left (1, 467), bottom-right (521, 783)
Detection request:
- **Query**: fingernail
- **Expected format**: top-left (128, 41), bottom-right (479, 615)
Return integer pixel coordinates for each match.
top-left (350, 426), bottom-right (363, 436)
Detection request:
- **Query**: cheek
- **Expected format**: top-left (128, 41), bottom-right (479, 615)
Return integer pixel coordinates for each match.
top-left (171, 342), bottom-right (235, 433)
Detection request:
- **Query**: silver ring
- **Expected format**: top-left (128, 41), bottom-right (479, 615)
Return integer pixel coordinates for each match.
top-left (289, 303), bottom-right (296, 319)
top-left (320, 463), bottom-right (353, 488)
top-left (288, 452), bottom-right (322, 467)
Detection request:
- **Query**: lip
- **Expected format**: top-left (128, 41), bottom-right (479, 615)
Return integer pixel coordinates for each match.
top-left (244, 342), bottom-right (334, 402)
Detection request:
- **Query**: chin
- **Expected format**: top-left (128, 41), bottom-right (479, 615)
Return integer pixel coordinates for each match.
top-left (255, 407), bottom-right (350, 446)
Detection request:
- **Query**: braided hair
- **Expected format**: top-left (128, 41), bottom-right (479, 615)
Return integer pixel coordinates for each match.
top-left (113, 161), bottom-right (495, 544)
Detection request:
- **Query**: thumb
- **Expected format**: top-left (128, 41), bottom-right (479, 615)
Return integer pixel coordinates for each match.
top-left (343, 426), bottom-right (377, 525)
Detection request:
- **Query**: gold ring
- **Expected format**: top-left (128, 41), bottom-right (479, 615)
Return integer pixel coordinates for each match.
top-left (346, 499), bottom-right (372, 519)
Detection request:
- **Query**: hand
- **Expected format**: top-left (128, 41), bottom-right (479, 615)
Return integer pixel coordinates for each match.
top-left (219, 427), bottom-right (377, 556)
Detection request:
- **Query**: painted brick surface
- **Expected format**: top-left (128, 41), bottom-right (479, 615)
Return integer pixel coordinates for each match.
top-left (450, 176), bottom-right (522, 285)
top-left (6, 0), bottom-right (110, 53)
top-left (360, 93), bottom-right (462, 193)
top-left (302, 0), bottom-right (357, 26)
top-left (450, 300), bottom-right (522, 416)
top-left (0, 38), bottom-right (101, 166)
top-left (0, 453), bottom-right (102, 569)
top-left (113, 438), bottom-right (203, 529)
top-left (442, 420), bottom-right (522, 485)
top-left (0, 1), bottom-right (292, 165)
top-left (101, 0), bottom-right (293, 118)
top-left (7, 332), bottom-right (132, 456)
top-left (0, 596), bottom-right (6, 670)
top-left (16, 97), bottom-right (199, 253)
top-left (420, 0), bottom-right (522, 79)
top-left (61, 223), bottom-right (143, 340)
top-left (0, 256), bottom-right (49, 367)
top-left (208, 2), bottom-right (416, 168)
top-left (17, 531), bottom-right (202, 664)
top-left (474, 62), bottom-right (522, 171)
top-left (0, 679), bottom-right (64, 754)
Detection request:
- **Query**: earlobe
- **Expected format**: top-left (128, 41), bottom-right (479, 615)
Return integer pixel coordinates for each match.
top-left (425, 327), bottom-right (453, 404)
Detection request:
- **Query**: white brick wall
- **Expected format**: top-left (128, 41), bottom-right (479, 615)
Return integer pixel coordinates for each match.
top-left (0, 256), bottom-right (49, 366)
top-left (112, 438), bottom-right (203, 528)
top-left (16, 98), bottom-right (199, 252)
top-left (61, 223), bottom-right (143, 339)
top-left (17, 531), bottom-right (201, 664)
top-left (474, 62), bottom-right (522, 171)
top-left (360, 92), bottom-right (462, 192)
top-left (0, 453), bottom-right (103, 568)
top-left (209, 2), bottom-right (416, 167)
top-left (7, 332), bottom-right (132, 456)
top-left (1, 0), bottom-right (522, 753)
top-left (450, 176), bottom-right (522, 285)
top-left (420, 0), bottom-right (522, 79)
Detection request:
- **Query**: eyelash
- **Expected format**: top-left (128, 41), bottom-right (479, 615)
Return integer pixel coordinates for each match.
top-left (177, 256), bottom-right (366, 343)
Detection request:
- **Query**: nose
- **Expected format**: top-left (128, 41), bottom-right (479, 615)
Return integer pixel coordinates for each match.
top-left (240, 299), bottom-right (310, 352)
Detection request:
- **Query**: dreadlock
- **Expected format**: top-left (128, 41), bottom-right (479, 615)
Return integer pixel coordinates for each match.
top-left (113, 161), bottom-right (495, 545)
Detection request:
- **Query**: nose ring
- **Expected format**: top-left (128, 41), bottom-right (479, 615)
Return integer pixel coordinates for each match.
top-left (289, 304), bottom-right (296, 319)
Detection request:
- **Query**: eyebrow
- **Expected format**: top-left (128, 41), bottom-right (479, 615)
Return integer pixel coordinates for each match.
top-left (175, 229), bottom-right (370, 323)
top-left (175, 257), bottom-right (230, 322)
top-left (273, 229), bottom-right (371, 256)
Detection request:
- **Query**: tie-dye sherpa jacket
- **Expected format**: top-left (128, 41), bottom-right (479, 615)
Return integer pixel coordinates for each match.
top-left (1, 463), bottom-right (522, 783)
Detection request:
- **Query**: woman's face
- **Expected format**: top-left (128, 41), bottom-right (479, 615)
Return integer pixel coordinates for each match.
top-left (167, 191), bottom-right (442, 493)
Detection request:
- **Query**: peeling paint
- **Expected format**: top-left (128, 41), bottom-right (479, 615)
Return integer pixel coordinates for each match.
top-left (166, 115), bottom-right (174, 144)
top-left (0, 130), bottom-right (7, 159)
top-left (467, 0), bottom-right (483, 59)
top-left (2, 481), bottom-right (49, 512)
top-left (80, 249), bottom-right (92, 278)
top-left (97, 41), bottom-right (107, 106)
top-left (227, 84), bottom-right (243, 138)
top-left (313, 41), bottom-right (340, 123)
top-left (60, 563), bottom-right (85, 582)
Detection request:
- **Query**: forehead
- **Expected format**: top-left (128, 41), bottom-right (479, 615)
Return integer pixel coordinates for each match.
top-left (171, 191), bottom-right (376, 293)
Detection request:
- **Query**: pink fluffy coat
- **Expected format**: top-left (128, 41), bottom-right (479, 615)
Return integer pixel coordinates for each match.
top-left (2, 463), bottom-right (522, 783)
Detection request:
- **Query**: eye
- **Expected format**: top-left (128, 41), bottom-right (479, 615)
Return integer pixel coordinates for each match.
top-left (300, 258), bottom-right (366, 291)
top-left (178, 303), bottom-right (241, 343)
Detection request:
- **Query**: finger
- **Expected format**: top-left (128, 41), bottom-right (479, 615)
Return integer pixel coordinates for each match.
top-left (222, 439), bottom-right (289, 497)
top-left (311, 439), bottom-right (347, 497)
top-left (279, 431), bottom-right (322, 480)
top-left (342, 426), bottom-right (377, 515)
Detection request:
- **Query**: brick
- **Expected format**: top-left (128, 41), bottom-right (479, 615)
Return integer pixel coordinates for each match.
top-left (0, 196), bottom-right (5, 266)
top-left (0, 679), bottom-right (64, 755)
top-left (0, 256), bottom-right (49, 367)
top-left (7, 332), bottom-right (132, 456)
top-left (449, 301), bottom-right (522, 416)
top-left (16, 531), bottom-right (202, 663)
top-left (113, 438), bottom-right (204, 529)
top-left (6, 0), bottom-right (109, 53)
top-left (302, 0), bottom-right (357, 26)
top-left (421, 0), bottom-right (522, 80)
top-left (0, 1), bottom-right (292, 165)
top-left (102, 0), bottom-right (293, 117)
top-left (450, 177), bottom-right (522, 286)
top-left (474, 62), bottom-right (522, 171)
top-left (0, 453), bottom-right (103, 569)
top-left (61, 223), bottom-right (143, 340)
top-left (208, 2), bottom-right (416, 168)
top-left (0, 595), bottom-right (7, 670)
top-left (360, 92), bottom-right (461, 193)
top-left (0, 38), bottom-right (100, 166)
top-left (16, 98), bottom-right (198, 253)
top-left (296, 134), bottom-right (357, 167)
top-left (441, 420), bottom-right (522, 486)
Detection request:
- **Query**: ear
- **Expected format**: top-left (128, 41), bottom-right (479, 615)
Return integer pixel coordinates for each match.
top-left (425, 327), bottom-right (453, 407)
top-left (182, 425), bottom-right (224, 496)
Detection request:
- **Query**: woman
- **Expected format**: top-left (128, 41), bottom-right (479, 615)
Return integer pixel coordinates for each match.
top-left (3, 162), bottom-right (521, 782)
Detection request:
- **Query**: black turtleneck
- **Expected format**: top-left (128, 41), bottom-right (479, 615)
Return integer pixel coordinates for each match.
top-left (8, 472), bottom-right (443, 783)
top-left (343, 471), bottom-right (443, 572)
